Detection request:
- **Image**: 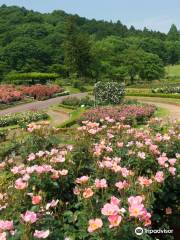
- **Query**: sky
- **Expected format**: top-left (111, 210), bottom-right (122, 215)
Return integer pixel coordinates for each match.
top-left (0, 0), bottom-right (179, 33)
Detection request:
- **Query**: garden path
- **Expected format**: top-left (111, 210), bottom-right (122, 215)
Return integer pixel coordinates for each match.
top-left (127, 96), bottom-right (180, 121)
top-left (1, 94), bottom-right (180, 122)
top-left (0, 93), bottom-right (87, 116)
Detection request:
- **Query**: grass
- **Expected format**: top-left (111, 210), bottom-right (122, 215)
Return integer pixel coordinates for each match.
top-left (154, 107), bottom-right (169, 118)
top-left (58, 107), bottom-right (86, 128)
top-left (165, 65), bottom-right (180, 79)
top-left (64, 86), bottom-right (81, 94)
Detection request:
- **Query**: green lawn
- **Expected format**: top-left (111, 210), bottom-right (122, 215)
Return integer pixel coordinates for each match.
top-left (165, 64), bottom-right (180, 80)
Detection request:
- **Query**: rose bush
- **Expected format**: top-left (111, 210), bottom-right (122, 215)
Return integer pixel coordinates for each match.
top-left (20, 84), bottom-right (63, 100)
top-left (0, 85), bottom-right (23, 104)
top-left (80, 104), bottom-right (156, 125)
top-left (0, 117), bottom-right (179, 239)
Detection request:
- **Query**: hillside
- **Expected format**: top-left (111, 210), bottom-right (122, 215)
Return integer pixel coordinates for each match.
top-left (0, 4), bottom-right (180, 82)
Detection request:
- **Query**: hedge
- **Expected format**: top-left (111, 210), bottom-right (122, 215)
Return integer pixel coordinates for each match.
top-left (127, 93), bottom-right (180, 99)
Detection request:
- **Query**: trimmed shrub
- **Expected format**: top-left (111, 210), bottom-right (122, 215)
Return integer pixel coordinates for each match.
top-left (61, 96), bottom-right (94, 108)
top-left (5, 72), bottom-right (59, 84)
top-left (94, 81), bottom-right (125, 105)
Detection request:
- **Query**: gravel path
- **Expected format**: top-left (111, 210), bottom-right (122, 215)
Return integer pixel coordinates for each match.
top-left (127, 96), bottom-right (180, 121)
top-left (0, 93), bottom-right (87, 116)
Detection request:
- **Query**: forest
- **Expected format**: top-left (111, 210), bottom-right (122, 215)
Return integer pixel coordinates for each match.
top-left (0, 4), bottom-right (180, 84)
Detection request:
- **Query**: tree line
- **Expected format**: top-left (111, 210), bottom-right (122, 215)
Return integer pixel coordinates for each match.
top-left (0, 5), bottom-right (180, 84)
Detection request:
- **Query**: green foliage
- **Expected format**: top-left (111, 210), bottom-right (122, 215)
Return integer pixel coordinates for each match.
top-left (61, 96), bottom-right (94, 108)
top-left (64, 16), bottom-right (93, 78)
top-left (0, 5), bottom-right (179, 85)
top-left (94, 81), bottom-right (125, 105)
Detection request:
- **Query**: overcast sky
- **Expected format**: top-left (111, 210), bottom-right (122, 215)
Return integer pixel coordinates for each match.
top-left (0, 0), bottom-right (179, 33)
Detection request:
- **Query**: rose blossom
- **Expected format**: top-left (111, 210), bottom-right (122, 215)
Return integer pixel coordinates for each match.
top-left (138, 177), bottom-right (152, 187)
top-left (83, 188), bottom-right (94, 199)
top-left (108, 215), bottom-right (122, 228)
top-left (34, 230), bottom-right (50, 239)
top-left (32, 195), bottom-right (42, 205)
top-left (110, 196), bottom-right (120, 206)
top-left (27, 153), bottom-right (36, 162)
top-left (115, 180), bottom-right (129, 190)
top-left (95, 179), bottom-right (108, 189)
top-left (88, 218), bottom-right (103, 233)
top-left (168, 158), bottom-right (176, 166)
top-left (15, 178), bottom-right (28, 190)
top-left (154, 171), bottom-right (164, 183)
top-left (0, 220), bottom-right (13, 231)
top-left (21, 211), bottom-right (38, 223)
top-left (101, 203), bottom-right (119, 216)
top-left (75, 176), bottom-right (89, 184)
top-left (169, 167), bottom-right (176, 176)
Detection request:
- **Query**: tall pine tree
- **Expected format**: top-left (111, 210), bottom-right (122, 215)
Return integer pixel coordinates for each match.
top-left (64, 16), bottom-right (92, 78)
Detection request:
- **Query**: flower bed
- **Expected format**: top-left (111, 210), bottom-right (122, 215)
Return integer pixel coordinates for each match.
top-left (152, 86), bottom-right (180, 94)
top-left (0, 111), bottom-right (49, 127)
top-left (0, 119), bottom-right (178, 239)
top-left (80, 104), bottom-right (156, 125)
top-left (20, 84), bottom-right (63, 100)
top-left (0, 85), bottom-right (24, 104)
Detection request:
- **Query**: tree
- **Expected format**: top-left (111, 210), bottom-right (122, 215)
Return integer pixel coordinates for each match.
top-left (168, 24), bottom-right (179, 41)
top-left (121, 48), bottom-right (165, 82)
top-left (64, 16), bottom-right (93, 78)
top-left (139, 53), bottom-right (165, 81)
top-left (165, 41), bottom-right (180, 65)
top-left (121, 47), bottom-right (142, 83)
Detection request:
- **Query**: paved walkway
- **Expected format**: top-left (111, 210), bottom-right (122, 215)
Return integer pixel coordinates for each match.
top-left (1, 94), bottom-right (179, 122)
top-left (0, 93), bottom-right (87, 116)
top-left (127, 96), bottom-right (180, 121)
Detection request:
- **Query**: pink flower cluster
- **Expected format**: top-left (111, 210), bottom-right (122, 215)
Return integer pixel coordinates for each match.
top-left (101, 196), bottom-right (123, 228)
top-left (20, 84), bottom-right (62, 100)
top-left (128, 196), bottom-right (151, 226)
top-left (0, 85), bottom-right (23, 104)
top-left (78, 121), bottom-right (104, 135)
top-left (81, 105), bottom-right (156, 124)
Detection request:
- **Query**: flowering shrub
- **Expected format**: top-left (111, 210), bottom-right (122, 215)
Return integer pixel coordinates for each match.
top-left (80, 104), bottom-right (156, 125)
top-left (152, 86), bottom-right (180, 94)
top-left (0, 111), bottom-right (49, 127)
top-left (94, 81), bottom-right (125, 105)
top-left (0, 118), bottom-right (179, 239)
top-left (20, 84), bottom-right (63, 100)
top-left (0, 85), bottom-right (23, 104)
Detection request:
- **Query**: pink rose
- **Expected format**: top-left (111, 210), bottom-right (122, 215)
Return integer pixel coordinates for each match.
top-left (34, 230), bottom-right (50, 239)
top-left (21, 211), bottom-right (38, 223)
